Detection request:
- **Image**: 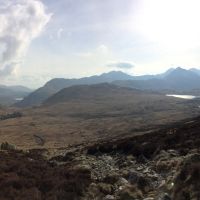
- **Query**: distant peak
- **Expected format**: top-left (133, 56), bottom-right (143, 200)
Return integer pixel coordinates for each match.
top-left (174, 67), bottom-right (186, 71)
top-left (102, 71), bottom-right (129, 75)
top-left (168, 67), bottom-right (189, 75)
top-left (165, 67), bottom-right (175, 72)
top-left (99, 71), bottom-right (133, 79)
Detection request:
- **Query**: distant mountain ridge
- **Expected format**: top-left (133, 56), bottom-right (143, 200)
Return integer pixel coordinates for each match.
top-left (189, 68), bottom-right (200, 75)
top-left (16, 71), bottom-right (135, 107)
top-left (114, 67), bottom-right (200, 91)
top-left (44, 71), bottom-right (134, 91)
top-left (16, 67), bottom-right (200, 107)
top-left (0, 85), bottom-right (32, 105)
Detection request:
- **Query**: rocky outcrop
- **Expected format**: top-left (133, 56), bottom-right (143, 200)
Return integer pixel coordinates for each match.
top-left (0, 112), bottom-right (22, 121)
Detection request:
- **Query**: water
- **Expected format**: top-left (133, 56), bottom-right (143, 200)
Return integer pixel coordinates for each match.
top-left (166, 94), bottom-right (197, 99)
top-left (15, 98), bottom-right (24, 101)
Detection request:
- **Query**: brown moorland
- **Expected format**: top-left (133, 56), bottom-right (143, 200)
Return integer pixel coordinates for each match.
top-left (0, 84), bottom-right (199, 151)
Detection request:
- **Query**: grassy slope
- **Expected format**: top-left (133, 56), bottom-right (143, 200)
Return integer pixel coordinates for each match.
top-left (0, 87), bottom-right (200, 149)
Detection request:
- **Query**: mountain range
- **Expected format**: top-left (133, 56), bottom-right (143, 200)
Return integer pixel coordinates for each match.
top-left (15, 67), bottom-right (200, 107)
top-left (15, 71), bottom-right (137, 107)
top-left (0, 85), bottom-right (32, 105)
top-left (114, 67), bottom-right (200, 91)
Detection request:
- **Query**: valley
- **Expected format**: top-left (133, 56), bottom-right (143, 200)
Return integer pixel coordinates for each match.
top-left (1, 1), bottom-right (200, 199)
top-left (1, 68), bottom-right (200, 200)
top-left (0, 83), bottom-right (200, 150)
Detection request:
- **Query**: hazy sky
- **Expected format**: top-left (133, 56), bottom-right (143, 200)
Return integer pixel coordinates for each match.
top-left (1, 0), bottom-right (200, 88)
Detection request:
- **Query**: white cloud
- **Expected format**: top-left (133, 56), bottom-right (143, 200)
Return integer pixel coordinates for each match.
top-left (1, 73), bottom-right (53, 88)
top-left (57, 28), bottom-right (64, 39)
top-left (107, 61), bottom-right (135, 69)
top-left (77, 44), bottom-right (110, 58)
top-left (0, 0), bottom-right (52, 77)
top-left (0, 62), bottom-right (19, 77)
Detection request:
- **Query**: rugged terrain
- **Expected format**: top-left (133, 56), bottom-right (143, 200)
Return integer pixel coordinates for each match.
top-left (0, 83), bottom-right (200, 199)
top-left (0, 115), bottom-right (200, 199)
top-left (0, 84), bottom-right (200, 149)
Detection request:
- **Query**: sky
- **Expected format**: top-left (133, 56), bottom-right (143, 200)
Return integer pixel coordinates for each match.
top-left (1, 0), bottom-right (200, 88)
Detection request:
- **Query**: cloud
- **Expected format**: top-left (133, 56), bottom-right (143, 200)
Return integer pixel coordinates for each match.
top-left (77, 44), bottom-right (110, 58)
top-left (1, 73), bottom-right (53, 88)
top-left (57, 28), bottom-right (64, 39)
top-left (0, 62), bottom-right (19, 77)
top-left (0, 0), bottom-right (52, 77)
top-left (107, 61), bottom-right (135, 69)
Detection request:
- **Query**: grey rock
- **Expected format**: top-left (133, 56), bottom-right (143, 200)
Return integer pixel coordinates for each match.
top-left (105, 194), bottom-right (115, 200)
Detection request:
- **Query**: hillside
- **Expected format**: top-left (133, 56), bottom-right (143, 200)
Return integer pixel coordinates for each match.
top-left (0, 114), bottom-right (200, 199)
top-left (15, 71), bottom-right (134, 107)
top-left (43, 83), bottom-right (143, 105)
top-left (0, 85), bottom-right (32, 105)
top-left (164, 67), bottom-right (200, 90)
top-left (114, 67), bottom-right (200, 92)
top-left (15, 67), bottom-right (200, 107)
top-left (1, 84), bottom-right (200, 149)
top-left (190, 67), bottom-right (200, 75)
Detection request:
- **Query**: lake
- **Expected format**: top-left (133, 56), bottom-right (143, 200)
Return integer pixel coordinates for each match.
top-left (166, 94), bottom-right (197, 99)
top-left (15, 98), bottom-right (24, 101)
